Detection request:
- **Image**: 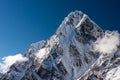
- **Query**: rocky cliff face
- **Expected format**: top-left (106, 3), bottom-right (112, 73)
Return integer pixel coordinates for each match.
top-left (0, 11), bottom-right (120, 80)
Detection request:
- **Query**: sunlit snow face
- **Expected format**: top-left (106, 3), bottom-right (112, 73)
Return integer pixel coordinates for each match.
top-left (94, 31), bottom-right (120, 54)
top-left (106, 66), bottom-right (120, 80)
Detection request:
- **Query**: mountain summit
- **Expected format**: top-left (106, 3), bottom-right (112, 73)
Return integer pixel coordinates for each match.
top-left (0, 11), bottom-right (120, 80)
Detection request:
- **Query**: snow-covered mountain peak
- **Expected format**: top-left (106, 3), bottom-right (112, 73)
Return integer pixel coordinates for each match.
top-left (56, 11), bottom-right (103, 40)
top-left (63, 11), bottom-right (84, 27)
top-left (0, 11), bottom-right (120, 80)
top-left (25, 40), bottom-right (46, 57)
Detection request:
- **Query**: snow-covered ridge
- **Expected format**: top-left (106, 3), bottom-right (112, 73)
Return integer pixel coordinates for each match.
top-left (0, 10), bottom-right (120, 80)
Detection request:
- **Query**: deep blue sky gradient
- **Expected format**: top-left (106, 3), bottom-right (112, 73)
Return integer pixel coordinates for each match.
top-left (0, 0), bottom-right (120, 58)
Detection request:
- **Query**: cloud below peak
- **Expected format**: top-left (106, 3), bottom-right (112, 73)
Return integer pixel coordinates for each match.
top-left (94, 31), bottom-right (120, 54)
top-left (0, 54), bottom-right (28, 73)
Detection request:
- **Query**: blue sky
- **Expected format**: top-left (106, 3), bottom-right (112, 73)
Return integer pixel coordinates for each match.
top-left (0, 0), bottom-right (120, 58)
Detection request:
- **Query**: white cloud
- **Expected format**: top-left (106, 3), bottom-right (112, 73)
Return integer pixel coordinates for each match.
top-left (94, 31), bottom-right (120, 54)
top-left (0, 54), bottom-right (28, 73)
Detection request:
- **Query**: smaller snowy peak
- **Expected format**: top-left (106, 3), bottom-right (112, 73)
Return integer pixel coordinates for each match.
top-left (30, 40), bottom-right (46, 50)
top-left (25, 40), bottom-right (46, 57)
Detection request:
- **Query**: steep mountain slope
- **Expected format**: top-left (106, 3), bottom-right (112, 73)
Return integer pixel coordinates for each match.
top-left (0, 11), bottom-right (120, 80)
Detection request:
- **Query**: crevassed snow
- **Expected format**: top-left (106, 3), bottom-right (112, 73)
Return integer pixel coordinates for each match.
top-left (94, 31), bottom-right (119, 54)
top-left (30, 40), bottom-right (45, 49)
top-left (0, 54), bottom-right (28, 73)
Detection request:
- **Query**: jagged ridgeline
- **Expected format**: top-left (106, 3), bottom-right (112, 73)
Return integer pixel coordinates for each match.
top-left (0, 11), bottom-right (120, 80)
